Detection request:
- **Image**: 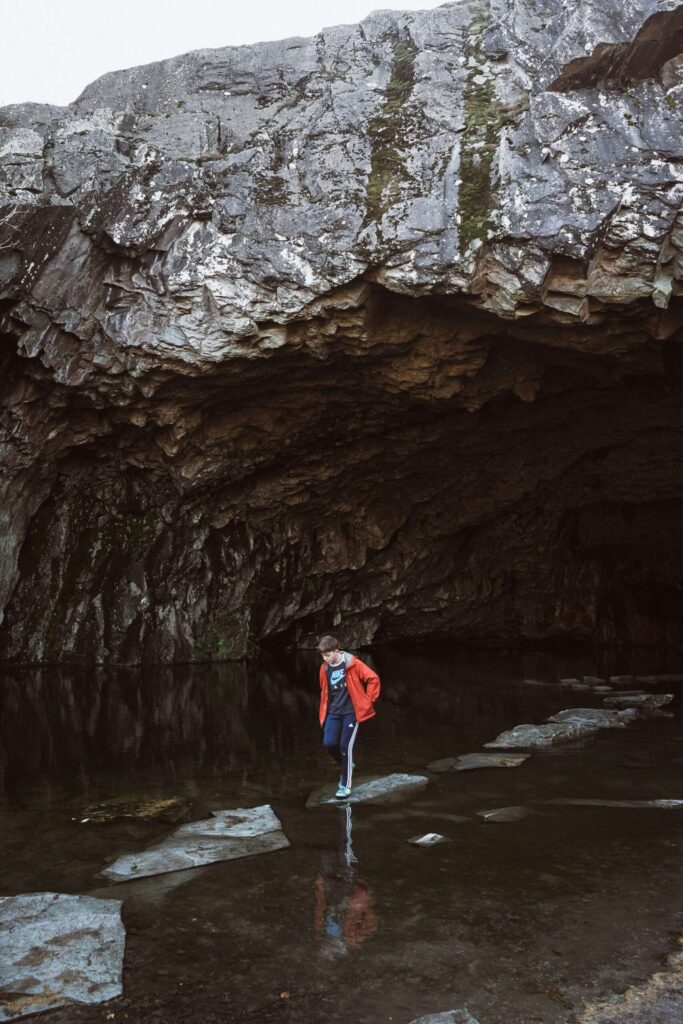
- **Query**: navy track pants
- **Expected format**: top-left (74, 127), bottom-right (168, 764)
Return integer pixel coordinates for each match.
top-left (322, 714), bottom-right (359, 787)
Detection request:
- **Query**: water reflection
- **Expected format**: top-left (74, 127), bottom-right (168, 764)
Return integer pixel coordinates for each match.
top-left (314, 805), bottom-right (378, 957)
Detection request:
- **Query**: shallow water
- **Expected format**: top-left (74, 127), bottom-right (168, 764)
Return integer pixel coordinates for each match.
top-left (1, 648), bottom-right (682, 1024)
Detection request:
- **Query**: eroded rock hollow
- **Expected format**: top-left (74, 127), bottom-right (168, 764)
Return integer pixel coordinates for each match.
top-left (1, 0), bottom-right (683, 662)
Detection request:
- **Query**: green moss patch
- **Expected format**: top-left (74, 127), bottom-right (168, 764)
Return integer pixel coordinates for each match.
top-left (364, 37), bottom-right (419, 224)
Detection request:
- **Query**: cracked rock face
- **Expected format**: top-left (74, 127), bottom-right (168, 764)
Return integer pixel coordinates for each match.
top-left (1, 0), bottom-right (683, 662)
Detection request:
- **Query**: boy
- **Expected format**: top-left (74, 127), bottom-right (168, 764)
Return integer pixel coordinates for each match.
top-left (317, 635), bottom-right (381, 799)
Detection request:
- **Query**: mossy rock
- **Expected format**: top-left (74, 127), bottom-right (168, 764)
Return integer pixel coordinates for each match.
top-left (78, 796), bottom-right (189, 824)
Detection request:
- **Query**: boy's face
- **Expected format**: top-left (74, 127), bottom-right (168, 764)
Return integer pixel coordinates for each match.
top-left (321, 648), bottom-right (342, 665)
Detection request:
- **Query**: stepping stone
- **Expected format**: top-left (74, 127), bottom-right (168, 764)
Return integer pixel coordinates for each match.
top-left (306, 773), bottom-right (429, 808)
top-left (593, 686), bottom-right (612, 692)
top-left (408, 833), bottom-right (450, 847)
top-left (101, 805), bottom-right (289, 882)
top-left (545, 799), bottom-right (683, 809)
top-left (653, 674), bottom-right (683, 683)
top-left (485, 721), bottom-right (597, 749)
top-left (427, 752), bottom-right (530, 772)
top-left (609, 674), bottom-right (636, 685)
top-left (603, 693), bottom-right (674, 711)
top-left (476, 806), bottom-right (533, 823)
top-left (548, 708), bottom-right (635, 729)
top-left (410, 1012), bottom-right (480, 1024)
top-left (0, 893), bottom-right (124, 1022)
top-left (583, 676), bottom-right (607, 685)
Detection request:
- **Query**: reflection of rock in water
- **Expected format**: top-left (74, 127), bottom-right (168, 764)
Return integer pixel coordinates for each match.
top-left (0, 662), bottom-right (314, 798)
top-left (314, 806), bottom-right (377, 958)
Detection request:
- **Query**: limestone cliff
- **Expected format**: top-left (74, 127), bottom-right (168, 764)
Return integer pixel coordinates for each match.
top-left (1, 0), bottom-right (682, 662)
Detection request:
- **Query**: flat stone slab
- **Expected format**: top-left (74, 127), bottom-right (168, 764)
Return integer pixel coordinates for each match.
top-left (306, 773), bottom-right (429, 808)
top-left (408, 832), bottom-right (451, 847)
top-left (410, 1012), bottom-right (480, 1024)
top-left (101, 804), bottom-right (289, 882)
top-left (548, 708), bottom-right (635, 728)
top-left (603, 693), bottom-right (674, 710)
top-left (175, 804), bottom-right (282, 838)
top-left (427, 752), bottom-right (530, 772)
top-left (476, 806), bottom-right (533, 823)
top-left (545, 799), bottom-right (683, 809)
top-left (0, 893), bottom-right (124, 1022)
top-left (485, 721), bottom-right (598, 749)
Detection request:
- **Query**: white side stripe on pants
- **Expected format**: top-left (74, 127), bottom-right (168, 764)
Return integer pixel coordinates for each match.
top-left (347, 722), bottom-right (359, 787)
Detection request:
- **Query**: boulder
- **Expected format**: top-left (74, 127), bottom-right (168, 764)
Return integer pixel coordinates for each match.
top-left (0, 893), bottom-right (124, 1022)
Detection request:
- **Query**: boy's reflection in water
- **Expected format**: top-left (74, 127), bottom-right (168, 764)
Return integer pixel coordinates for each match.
top-left (314, 804), bottom-right (378, 958)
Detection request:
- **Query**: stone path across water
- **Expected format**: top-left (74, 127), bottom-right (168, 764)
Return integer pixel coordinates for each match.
top-left (306, 773), bottom-right (430, 808)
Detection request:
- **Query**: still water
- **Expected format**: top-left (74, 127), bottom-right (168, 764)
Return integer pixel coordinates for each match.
top-left (1, 648), bottom-right (682, 1024)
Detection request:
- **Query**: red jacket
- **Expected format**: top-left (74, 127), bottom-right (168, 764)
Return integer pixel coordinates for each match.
top-left (318, 653), bottom-right (381, 726)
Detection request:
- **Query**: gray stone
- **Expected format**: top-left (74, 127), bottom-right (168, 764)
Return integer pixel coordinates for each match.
top-left (306, 774), bottom-right (429, 808)
top-left (548, 707), bottom-right (635, 728)
top-left (0, 893), bottom-right (124, 1022)
top-left (476, 806), bottom-right (533, 823)
top-left (485, 721), bottom-right (598, 749)
top-left (583, 676), bottom-right (607, 685)
top-left (101, 804), bottom-right (289, 882)
top-left (408, 832), bottom-right (451, 846)
top-left (427, 752), bottom-right (530, 772)
top-left (603, 692), bottom-right (674, 710)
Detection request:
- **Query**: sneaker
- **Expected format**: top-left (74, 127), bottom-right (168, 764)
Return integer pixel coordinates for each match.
top-left (335, 785), bottom-right (351, 800)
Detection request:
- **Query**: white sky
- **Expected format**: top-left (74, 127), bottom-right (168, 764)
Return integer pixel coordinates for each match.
top-left (1, 0), bottom-right (449, 108)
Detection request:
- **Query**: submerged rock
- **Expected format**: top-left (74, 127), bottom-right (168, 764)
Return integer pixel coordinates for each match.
top-left (306, 774), bottom-right (429, 808)
top-left (476, 806), bottom-right (533, 823)
top-left (101, 804), bottom-right (288, 882)
top-left (78, 795), bottom-right (189, 824)
top-left (0, 893), bottom-right (124, 1022)
top-left (427, 752), bottom-right (530, 772)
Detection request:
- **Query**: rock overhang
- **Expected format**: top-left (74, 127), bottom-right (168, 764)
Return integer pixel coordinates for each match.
top-left (1, 0), bottom-right (683, 662)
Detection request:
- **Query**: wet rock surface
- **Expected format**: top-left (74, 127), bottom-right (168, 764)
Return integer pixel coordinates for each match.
top-left (603, 692), bottom-right (674, 710)
top-left (0, 893), bottom-right (124, 1022)
top-left (486, 720), bottom-right (600, 748)
top-left (2, 2), bottom-right (683, 661)
top-left (427, 752), bottom-right (530, 771)
top-left (101, 804), bottom-right (289, 882)
top-left (306, 773), bottom-right (430, 808)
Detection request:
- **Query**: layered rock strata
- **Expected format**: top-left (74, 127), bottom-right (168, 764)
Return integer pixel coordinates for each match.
top-left (1, 0), bottom-right (683, 661)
